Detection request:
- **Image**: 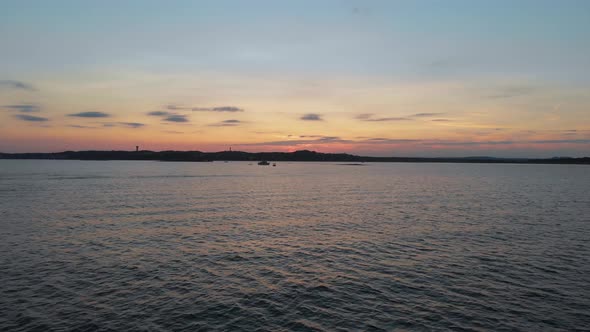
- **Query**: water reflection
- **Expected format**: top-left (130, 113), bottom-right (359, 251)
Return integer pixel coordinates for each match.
top-left (1, 161), bottom-right (589, 330)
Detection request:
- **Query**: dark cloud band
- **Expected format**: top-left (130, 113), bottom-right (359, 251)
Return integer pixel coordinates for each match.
top-left (68, 111), bottom-right (110, 118)
top-left (15, 114), bottom-right (48, 122)
top-left (164, 115), bottom-right (189, 123)
top-left (209, 119), bottom-right (242, 127)
top-left (301, 113), bottom-right (323, 121)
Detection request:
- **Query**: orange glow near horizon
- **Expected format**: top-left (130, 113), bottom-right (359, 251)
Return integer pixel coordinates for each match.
top-left (1, 74), bottom-right (589, 157)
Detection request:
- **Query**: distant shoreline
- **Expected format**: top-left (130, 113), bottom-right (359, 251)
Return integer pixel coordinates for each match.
top-left (1, 150), bottom-right (588, 165)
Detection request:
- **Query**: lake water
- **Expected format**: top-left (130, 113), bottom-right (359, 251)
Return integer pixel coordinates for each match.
top-left (1, 160), bottom-right (589, 331)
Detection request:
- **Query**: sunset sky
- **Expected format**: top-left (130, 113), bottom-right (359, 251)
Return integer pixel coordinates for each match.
top-left (1, 0), bottom-right (589, 157)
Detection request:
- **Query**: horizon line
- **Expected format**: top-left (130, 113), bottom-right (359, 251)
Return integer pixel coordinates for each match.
top-left (1, 149), bottom-right (588, 161)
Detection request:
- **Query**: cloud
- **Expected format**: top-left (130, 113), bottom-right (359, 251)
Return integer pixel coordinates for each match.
top-left (431, 119), bottom-right (452, 122)
top-left (252, 130), bottom-right (286, 135)
top-left (99, 122), bottom-right (146, 128)
top-left (68, 125), bottom-right (96, 129)
top-left (209, 119), bottom-right (242, 127)
top-left (315, 136), bottom-right (342, 141)
top-left (165, 104), bottom-right (245, 112)
top-left (166, 104), bottom-right (187, 110)
top-left (163, 114), bottom-right (189, 123)
top-left (412, 113), bottom-right (445, 117)
top-left (119, 122), bottom-right (145, 128)
top-left (162, 130), bottom-right (184, 134)
top-left (242, 136), bottom-right (590, 149)
top-left (3, 104), bottom-right (40, 113)
top-left (147, 111), bottom-right (172, 116)
top-left (369, 117), bottom-right (411, 122)
top-left (68, 111), bottom-right (110, 118)
top-left (426, 139), bottom-right (590, 146)
top-left (15, 114), bottom-right (48, 122)
top-left (193, 106), bottom-right (244, 112)
top-left (149, 110), bottom-right (189, 123)
top-left (355, 113), bottom-right (412, 122)
top-left (0, 80), bottom-right (35, 91)
top-left (301, 113), bottom-right (323, 121)
top-left (242, 136), bottom-right (350, 146)
top-left (357, 113), bottom-right (445, 121)
top-left (213, 106), bottom-right (243, 112)
top-left (530, 139), bottom-right (590, 144)
top-left (355, 113), bottom-right (373, 120)
top-left (361, 138), bottom-right (421, 144)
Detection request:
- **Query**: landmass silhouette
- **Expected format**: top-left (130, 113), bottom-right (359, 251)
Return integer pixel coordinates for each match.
top-left (0, 150), bottom-right (588, 164)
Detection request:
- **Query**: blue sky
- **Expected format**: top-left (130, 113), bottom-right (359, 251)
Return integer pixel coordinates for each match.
top-left (2, 1), bottom-right (589, 75)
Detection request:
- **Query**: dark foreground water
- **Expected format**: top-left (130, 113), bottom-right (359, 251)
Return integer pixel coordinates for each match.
top-left (1, 160), bottom-right (589, 331)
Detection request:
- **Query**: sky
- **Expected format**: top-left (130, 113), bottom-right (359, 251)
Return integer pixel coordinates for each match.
top-left (1, 0), bottom-right (589, 157)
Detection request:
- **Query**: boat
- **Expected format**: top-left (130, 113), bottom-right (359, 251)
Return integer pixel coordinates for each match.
top-left (258, 161), bottom-right (270, 165)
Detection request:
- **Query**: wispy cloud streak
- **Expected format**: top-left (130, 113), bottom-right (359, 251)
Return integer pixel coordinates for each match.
top-left (193, 106), bottom-right (244, 112)
top-left (3, 104), bottom-right (40, 113)
top-left (209, 119), bottom-right (242, 127)
top-left (240, 137), bottom-right (590, 148)
top-left (411, 113), bottom-right (445, 117)
top-left (0, 80), bottom-right (36, 91)
top-left (165, 105), bottom-right (245, 112)
top-left (68, 125), bottom-right (96, 129)
top-left (356, 113), bottom-right (411, 122)
top-left (119, 122), bottom-right (145, 128)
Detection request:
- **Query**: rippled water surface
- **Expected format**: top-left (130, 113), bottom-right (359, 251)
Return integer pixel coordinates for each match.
top-left (1, 160), bottom-right (589, 331)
